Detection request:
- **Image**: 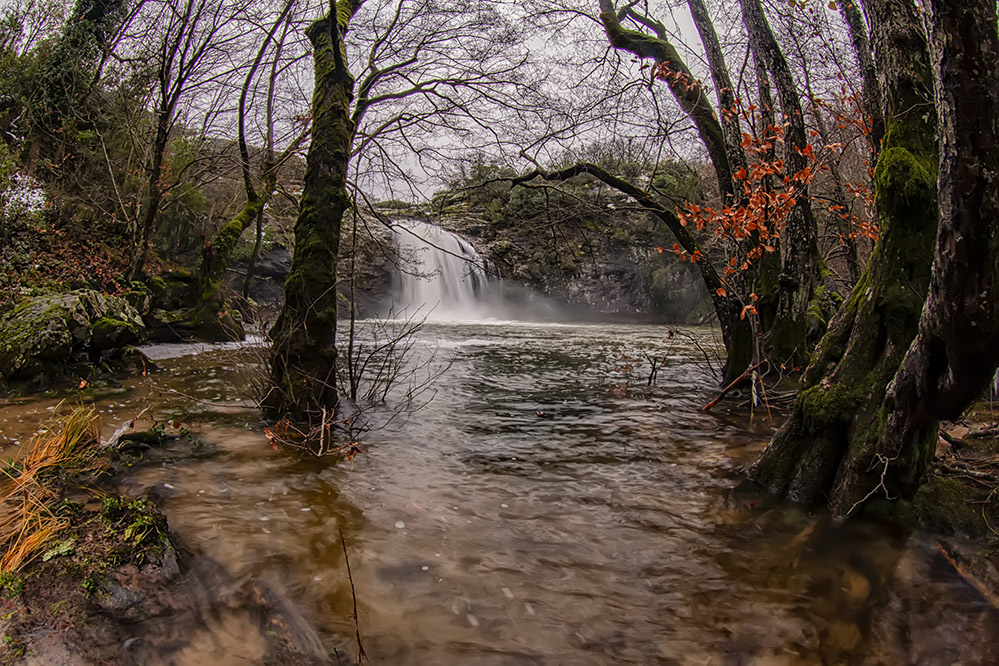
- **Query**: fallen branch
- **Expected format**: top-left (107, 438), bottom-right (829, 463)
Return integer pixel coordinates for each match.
top-left (702, 361), bottom-right (768, 412)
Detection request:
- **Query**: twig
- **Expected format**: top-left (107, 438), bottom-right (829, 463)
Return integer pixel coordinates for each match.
top-left (339, 529), bottom-right (366, 664)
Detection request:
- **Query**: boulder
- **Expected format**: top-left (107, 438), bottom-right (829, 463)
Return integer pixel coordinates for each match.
top-left (0, 290), bottom-right (146, 381)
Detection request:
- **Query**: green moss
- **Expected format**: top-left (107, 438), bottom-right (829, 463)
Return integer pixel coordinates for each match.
top-left (100, 496), bottom-right (169, 565)
top-left (91, 316), bottom-right (141, 349)
top-left (913, 477), bottom-right (994, 537)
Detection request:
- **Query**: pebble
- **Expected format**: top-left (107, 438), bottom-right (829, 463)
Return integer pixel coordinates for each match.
top-left (395, 521), bottom-right (406, 529)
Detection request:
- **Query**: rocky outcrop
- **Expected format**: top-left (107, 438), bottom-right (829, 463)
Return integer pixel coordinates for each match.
top-left (235, 220), bottom-right (397, 320)
top-left (443, 213), bottom-right (713, 323)
top-left (0, 290), bottom-right (146, 382)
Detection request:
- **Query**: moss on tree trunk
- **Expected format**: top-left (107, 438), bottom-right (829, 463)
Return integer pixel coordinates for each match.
top-left (265, 5), bottom-right (362, 421)
top-left (748, 0), bottom-right (938, 517)
top-left (186, 196), bottom-right (270, 340)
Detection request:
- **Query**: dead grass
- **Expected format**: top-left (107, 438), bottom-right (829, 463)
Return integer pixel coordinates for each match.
top-left (0, 406), bottom-right (105, 574)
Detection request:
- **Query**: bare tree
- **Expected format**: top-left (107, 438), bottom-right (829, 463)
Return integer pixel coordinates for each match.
top-left (190, 0), bottom-right (309, 339)
top-left (266, 0), bottom-right (533, 421)
top-left (126, 0), bottom-right (256, 280)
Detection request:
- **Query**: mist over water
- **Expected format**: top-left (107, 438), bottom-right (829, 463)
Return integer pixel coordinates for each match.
top-left (388, 219), bottom-right (572, 323)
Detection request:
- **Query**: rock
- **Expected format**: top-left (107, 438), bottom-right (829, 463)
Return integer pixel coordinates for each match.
top-left (91, 316), bottom-right (142, 350)
top-left (122, 282), bottom-right (153, 315)
top-left (0, 290), bottom-right (145, 381)
top-left (253, 246), bottom-right (292, 279)
top-left (142, 308), bottom-right (194, 343)
top-left (149, 270), bottom-right (197, 311)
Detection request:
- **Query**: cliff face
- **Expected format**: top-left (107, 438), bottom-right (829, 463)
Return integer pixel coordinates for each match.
top-left (441, 213), bottom-right (712, 324)
top-left (234, 209), bottom-right (711, 325)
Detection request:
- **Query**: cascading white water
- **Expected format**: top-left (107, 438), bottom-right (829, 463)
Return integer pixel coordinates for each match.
top-left (391, 219), bottom-right (498, 321)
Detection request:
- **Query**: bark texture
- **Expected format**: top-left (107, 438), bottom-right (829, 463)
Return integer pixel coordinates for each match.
top-left (686, 0), bottom-right (748, 181)
top-left (870, 0), bottom-right (999, 503)
top-left (837, 0), bottom-right (884, 155)
top-left (265, 1), bottom-right (364, 420)
top-left (749, 0), bottom-right (939, 516)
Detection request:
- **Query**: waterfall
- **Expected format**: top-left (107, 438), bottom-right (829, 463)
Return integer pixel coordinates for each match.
top-left (391, 219), bottom-right (498, 321)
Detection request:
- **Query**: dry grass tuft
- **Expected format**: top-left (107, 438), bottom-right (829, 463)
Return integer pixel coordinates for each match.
top-left (0, 406), bottom-right (105, 574)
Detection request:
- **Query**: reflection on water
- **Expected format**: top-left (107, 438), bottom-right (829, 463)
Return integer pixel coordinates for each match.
top-left (1, 322), bottom-right (996, 664)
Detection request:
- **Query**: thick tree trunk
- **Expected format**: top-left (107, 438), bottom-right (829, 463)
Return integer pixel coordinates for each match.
top-left (837, 0), bottom-right (884, 156)
top-left (739, 0), bottom-right (835, 368)
top-left (864, 0), bottom-right (999, 509)
top-left (749, 0), bottom-right (938, 516)
top-left (265, 4), bottom-right (362, 420)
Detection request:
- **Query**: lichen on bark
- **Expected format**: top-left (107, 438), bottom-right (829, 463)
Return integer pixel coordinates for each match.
top-left (265, 3), bottom-right (365, 421)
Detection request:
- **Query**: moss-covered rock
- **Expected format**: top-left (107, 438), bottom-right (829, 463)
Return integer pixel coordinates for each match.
top-left (149, 270), bottom-right (197, 311)
top-left (912, 476), bottom-right (996, 537)
top-left (91, 316), bottom-right (142, 350)
top-left (0, 290), bottom-right (145, 381)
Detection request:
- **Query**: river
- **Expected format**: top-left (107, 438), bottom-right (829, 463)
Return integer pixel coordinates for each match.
top-left (0, 321), bottom-right (996, 664)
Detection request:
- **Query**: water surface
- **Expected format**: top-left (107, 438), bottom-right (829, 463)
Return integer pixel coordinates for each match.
top-left (1, 322), bottom-right (995, 664)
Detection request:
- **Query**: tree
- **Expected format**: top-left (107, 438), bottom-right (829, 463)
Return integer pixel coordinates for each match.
top-left (265, 0), bottom-right (363, 420)
top-left (517, 0), bottom-right (846, 384)
top-left (265, 0), bottom-right (530, 420)
top-left (835, 0), bottom-right (883, 156)
top-left (738, 0), bottom-right (836, 367)
top-left (749, 0), bottom-right (941, 516)
top-left (860, 0), bottom-right (999, 512)
top-left (190, 0), bottom-right (307, 339)
top-left (125, 0), bottom-right (253, 280)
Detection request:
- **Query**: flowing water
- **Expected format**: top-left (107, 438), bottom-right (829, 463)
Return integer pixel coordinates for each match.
top-left (1, 322), bottom-right (997, 665)
top-left (391, 220), bottom-right (498, 321)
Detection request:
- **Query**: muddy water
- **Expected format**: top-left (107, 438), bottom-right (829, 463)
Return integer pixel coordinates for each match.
top-left (1, 322), bottom-right (997, 665)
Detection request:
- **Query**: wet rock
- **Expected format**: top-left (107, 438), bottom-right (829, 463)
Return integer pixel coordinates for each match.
top-left (253, 246), bottom-right (292, 279)
top-left (142, 308), bottom-right (195, 343)
top-left (0, 290), bottom-right (145, 382)
top-left (91, 316), bottom-right (142, 350)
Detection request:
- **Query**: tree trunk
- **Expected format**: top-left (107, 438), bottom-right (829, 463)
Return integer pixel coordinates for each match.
top-left (685, 0), bottom-right (748, 181)
top-left (128, 114), bottom-right (170, 281)
top-left (739, 0), bottom-right (836, 368)
top-left (865, 0), bottom-right (999, 508)
top-left (597, 0), bottom-right (734, 199)
top-left (837, 0), bottom-right (884, 156)
top-left (749, 0), bottom-right (939, 516)
top-left (188, 194), bottom-right (269, 338)
top-left (265, 3), bottom-right (363, 421)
